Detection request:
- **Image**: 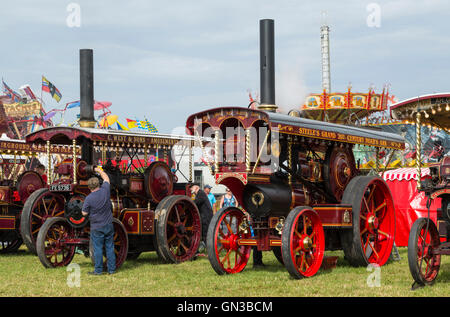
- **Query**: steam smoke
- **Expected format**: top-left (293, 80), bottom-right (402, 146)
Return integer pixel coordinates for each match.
top-left (275, 61), bottom-right (309, 114)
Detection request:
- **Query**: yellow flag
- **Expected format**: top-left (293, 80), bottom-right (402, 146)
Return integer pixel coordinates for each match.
top-left (126, 119), bottom-right (137, 129)
top-left (117, 121), bottom-right (129, 131)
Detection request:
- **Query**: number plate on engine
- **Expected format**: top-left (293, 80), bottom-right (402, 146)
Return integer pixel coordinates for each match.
top-left (49, 184), bottom-right (72, 192)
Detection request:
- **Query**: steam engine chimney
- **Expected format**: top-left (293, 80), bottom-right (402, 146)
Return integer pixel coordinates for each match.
top-left (258, 19), bottom-right (277, 112)
top-left (79, 49), bottom-right (96, 128)
top-left (78, 49), bottom-right (95, 164)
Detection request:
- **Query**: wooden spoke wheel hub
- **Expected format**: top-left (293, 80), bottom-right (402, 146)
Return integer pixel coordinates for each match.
top-left (367, 214), bottom-right (379, 232)
top-left (299, 236), bottom-right (313, 251)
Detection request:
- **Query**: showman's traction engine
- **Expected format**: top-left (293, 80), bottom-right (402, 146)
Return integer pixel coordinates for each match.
top-left (21, 49), bottom-right (202, 269)
top-left (186, 19), bottom-right (406, 279)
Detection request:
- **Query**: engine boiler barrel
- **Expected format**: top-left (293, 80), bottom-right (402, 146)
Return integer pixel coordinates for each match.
top-left (243, 183), bottom-right (306, 218)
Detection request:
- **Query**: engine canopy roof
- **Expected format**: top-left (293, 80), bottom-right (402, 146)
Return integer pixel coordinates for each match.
top-left (186, 107), bottom-right (405, 150)
top-left (25, 126), bottom-right (195, 148)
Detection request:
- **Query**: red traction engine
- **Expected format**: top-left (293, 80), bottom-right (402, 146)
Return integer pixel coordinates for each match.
top-left (21, 127), bottom-right (201, 269)
top-left (185, 19), bottom-right (406, 279)
top-left (19, 48), bottom-right (202, 269)
top-left (0, 139), bottom-right (73, 253)
top-left (391, 93), bottom-right (450, 287)
top-left (186, 107), bottom-right (405, 278)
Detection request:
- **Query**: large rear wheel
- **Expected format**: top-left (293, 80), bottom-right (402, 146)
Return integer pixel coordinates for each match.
top-left (155, 195), bottom-right (202, 263)
top-left (340, 176), bottom-right (395, 267)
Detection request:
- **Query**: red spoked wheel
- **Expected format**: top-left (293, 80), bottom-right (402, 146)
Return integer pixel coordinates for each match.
top-left (36, 217), bottom-right (76, 268)
top-left (408, 218), bottom-right (441, 286)
top-left (340, 176), bottom-right (395, 267)
top-left (206, 207), bottom-right (252, 275)
top-left (281, 207), bottom-right (325, 279)
top-left (20, 188), bottom-right (66, 254)
top-left (89, 218), bottom-right (129, 270)
top-left (155, 195), bottom-right (202, 263)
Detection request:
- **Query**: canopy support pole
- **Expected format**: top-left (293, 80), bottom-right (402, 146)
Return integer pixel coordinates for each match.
top-left (416, 112), bottom-right (422, 190)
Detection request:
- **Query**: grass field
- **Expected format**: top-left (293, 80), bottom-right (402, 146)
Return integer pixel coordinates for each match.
top-left (0, 246), bottom-right (448, 297)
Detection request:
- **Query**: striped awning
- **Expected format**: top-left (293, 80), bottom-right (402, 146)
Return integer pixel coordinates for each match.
top-left (382, 167), bottom-right (430, 181)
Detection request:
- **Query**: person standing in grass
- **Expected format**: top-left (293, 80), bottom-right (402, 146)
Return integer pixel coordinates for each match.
top-left (191, 183), bottom-right (213, 255)
top-left (82, 167), bottom-right (115, 275)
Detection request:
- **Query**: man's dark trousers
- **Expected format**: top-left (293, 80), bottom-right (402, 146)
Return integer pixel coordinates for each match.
top-left (91, 222), bottom-right (116, 274)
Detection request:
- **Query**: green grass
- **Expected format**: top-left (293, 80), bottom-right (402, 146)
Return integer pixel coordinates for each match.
top-left (0, 246), bottom-right (448, 297)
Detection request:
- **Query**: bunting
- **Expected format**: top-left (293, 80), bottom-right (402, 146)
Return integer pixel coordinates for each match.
top-left (116, 121), bottom-right (129, 131)
top-left (126, 118), bottom-right (138, 129)
top-left (125, 118), bottom-right (158, 133)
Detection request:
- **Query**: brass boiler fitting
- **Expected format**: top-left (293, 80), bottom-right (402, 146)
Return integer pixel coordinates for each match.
top-left (239, 216), bottom-right (250, 234)
top-left (275, 217), bottom-right (285, 235)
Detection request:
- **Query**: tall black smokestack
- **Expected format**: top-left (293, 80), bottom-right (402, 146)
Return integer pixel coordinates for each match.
top-left (258, 19), bottom-right (277, 112)
top-left (79, 49), bottom-right (95, 164)
top-left (79, 49), bottom-right (96, 128)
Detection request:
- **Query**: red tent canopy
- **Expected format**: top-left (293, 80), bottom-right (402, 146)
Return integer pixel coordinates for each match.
top-left (382, 167), bottom-right (441, 246)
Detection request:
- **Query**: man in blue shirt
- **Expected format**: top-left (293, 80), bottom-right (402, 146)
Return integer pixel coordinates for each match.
top-left (204, 185), bottom-right (216, 209)
top-left (82, 167), bottom-right (115, 275)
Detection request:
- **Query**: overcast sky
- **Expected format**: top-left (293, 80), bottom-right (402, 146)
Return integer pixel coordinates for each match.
top-left (1, 0), bottom-right (449, 133)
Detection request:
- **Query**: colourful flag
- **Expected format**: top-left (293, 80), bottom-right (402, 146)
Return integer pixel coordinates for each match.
top-left (126, 118), bottom-right (137, 129)
top-left (42, 76), bottom-right (62, 102)
top-left (143, 118), bottom-right (158, 133)
top-left (116, 121), bottom-right (129, 131)
top-left (147, 121), bottom-right (158, 133)
top-left (134, 118), bottom-right (158, 133)
top-left (137, 120), bottom-right (147, 130)
top-left (2, 80), bottom-right (21, 102)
